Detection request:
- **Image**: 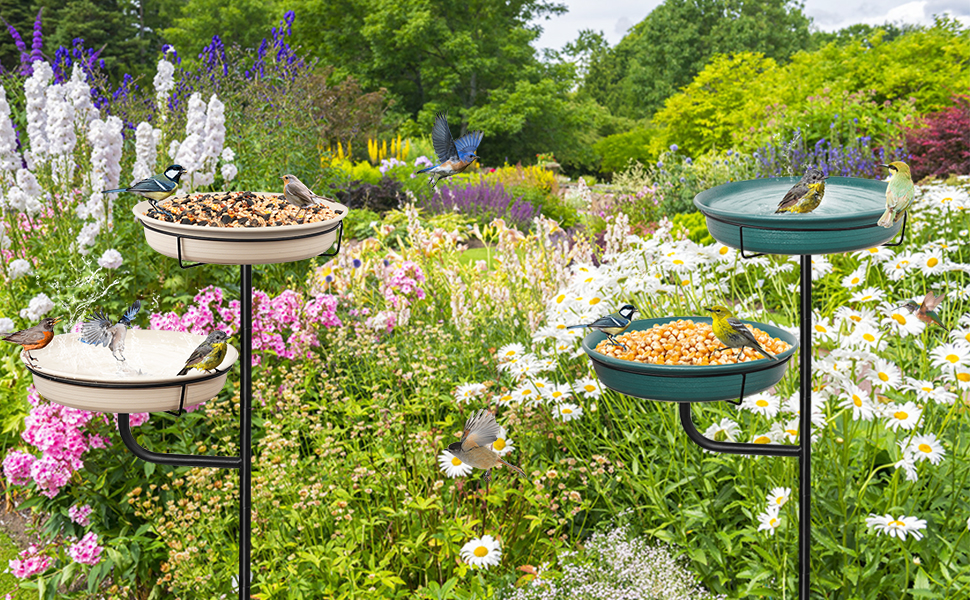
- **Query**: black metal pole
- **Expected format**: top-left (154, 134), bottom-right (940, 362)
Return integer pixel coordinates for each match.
top-left (118, 414), bottom-right (241, 469)
top-left (799, 254), bottom-right (812, 598)
top-left (239, 264), bottom-right (252, 599)
top-left (678, 403), bottom-right (799, 457)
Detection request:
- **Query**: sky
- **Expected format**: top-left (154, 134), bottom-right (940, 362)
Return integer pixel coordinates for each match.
top-left (531, 0), bottom-right (970, 52)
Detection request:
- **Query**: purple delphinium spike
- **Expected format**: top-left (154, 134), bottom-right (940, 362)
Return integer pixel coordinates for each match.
top-left (30, 8), bottom-right (43, 63)
top-left (4, 18), bottom-right (30, 75)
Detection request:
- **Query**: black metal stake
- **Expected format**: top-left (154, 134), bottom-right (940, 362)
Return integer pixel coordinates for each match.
top-left (677, 254), bottom-right (813, 598)
top-left (118, 264), bottom-right (254, 599)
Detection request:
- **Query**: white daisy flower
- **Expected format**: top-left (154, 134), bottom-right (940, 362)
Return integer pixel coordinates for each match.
top-left (573, 376), bottom-right (602, 399)
top-left (915, 250), bottom-right (946, 276)
top-left (757, 506), bottom-right (781, 536)
top-left (907, 433), bottom-right (946, 465)
top-left (491, 426), bottom-right (515, 456)
top-left (510, 385), bottom-right (540, 405)
top-left (544, 383), bottom-right (573, 404)
top-left (869, 358), bottom-right (902, 391)
top-left (810, 314), bottom-right (839, 343)
top-left (496, 343), bottom-right (526, 363)
top-left (950, 327), bottom-right (970, 347)
top-left (438, 450), bottom-right (474, 478)
top-left (528, 377), bottom-right (552, 396)
top-left (703, 417), bottom-right (740, 443)
top-left (751, 432), bottom-right (774, 445)
top-left (841, 265), bottom-right (867, 288)
top-left (810, 255), bottom-right (833, 278)
top-left (741, 392), bottom-right (780, 418)
top-left (847, 324), bottom-right (885, 352)
top-left (506, 355), bottom-right (546, 378)
top-left (853, 245), bottom-right (895, 263)
top-left (459, 535), bottom-right (502, 569)
top-left (884, 401), bottom-right (922, 431)
top-left (554, 403), bottom-right (583, 422)
top-left (882, 303), bottom-right (926, 337)
top-left (903, 378), bottom-right (956, 405)
top-left (894, 452), bottom-right (918, 482)
top-left (495, 390), bottom-right (515, 406)
top-left (930, 343), bottom-right (970, 372)
top-left (865, 514), bottom-right (927, 540)
top-left (454, 383), bottom-right (487, 402)
top-left (849, 286), bottom-right (886, 304)
top-left (766, 487), bottom-right (791, 508)
top-left (781, 417), bottom-right (800, 443)
top-left (837, 384), bottom-right (877, 421)
top-left (954, 366), bottom-right (970, 390)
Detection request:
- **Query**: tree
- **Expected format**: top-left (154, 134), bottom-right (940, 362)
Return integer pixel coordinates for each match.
top-left (583, 0), bottom-right (813, 119)
top-left (161, 0), bottom-right (279, 60)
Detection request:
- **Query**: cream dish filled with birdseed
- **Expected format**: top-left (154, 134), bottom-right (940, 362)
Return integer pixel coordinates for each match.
top-left (133, 192), bottom-right (348, 266)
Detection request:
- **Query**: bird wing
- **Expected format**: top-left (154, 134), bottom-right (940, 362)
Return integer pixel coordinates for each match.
top-left (119, 300), bottom-right (141, 326)
top-left (885, 178), bottom-right (914, 209)
top-left (182, 343), bottom-right (212, 368)
top-left (2, 326), bottom-right (46, 345)
top-left (725, 317), bottom-right (760, 344)
top-left (586, 314), bottom-right (628, 329)
top-left (285, 181), bottom-right (316, 204)
top-left (776, 183), bottom-right (808, 211)
top-left (454, 130), bottom-right (483, 155)
top-left (431, 113), bottom-right (457, 163)
top-left (460, 409), bottom-right (502, 451)
top-left (127, 177), bottom-right (175, 194)
top-left (80, 310), bottom-right (113, 347)
top-left (922, 291), bottom-right (945, 312)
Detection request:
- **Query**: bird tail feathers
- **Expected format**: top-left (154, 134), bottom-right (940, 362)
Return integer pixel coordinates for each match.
top-left (566, 325), bottom-right (585, 330)
top-left (101, 188), bottom-right (126, 194)
top-left (176, 366), bottom-right (190, 376)
top-left (499, 458), bottom-right (526, 477)
top-left (876, 208), bottom-right (894, 228)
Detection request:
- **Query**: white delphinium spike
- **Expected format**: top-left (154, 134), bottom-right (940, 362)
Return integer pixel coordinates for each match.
top-left (197, 94), bottom-right (225, 186)
top-left (174, 93), bottom-right (207, 189)
top-left (153, 56), bottom-right (175, 117)
top-left (16, 169), bottom-right (44, 215)
top-left (87, 116), bottom-right (124, 193)
top-left (0, 84), bottom-right (21, 181)
top-left (23, 61), bottom-right (54, 169)
top-left (220, 147), bottom-right (237, 183)
top-left (46, 82), bottom-right (76, 185)
top-left (67, 65), bottom-right (96, 125)
top-left (131, 122), bottom-right (159, 183)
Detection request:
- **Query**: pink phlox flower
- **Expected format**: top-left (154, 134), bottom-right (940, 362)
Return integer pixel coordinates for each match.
top-left (30, 455), bottom-right (73, 498)
top-left (67, 532), bottom-right (103, 566)
top-left (9, 544), bottom-right (52, 579)
top-left (69, 504), bottom-right (93, 526)
top-left (193, 285), bottom-right (224, 307)
top-left (3, 451), bottom-right (36, 485)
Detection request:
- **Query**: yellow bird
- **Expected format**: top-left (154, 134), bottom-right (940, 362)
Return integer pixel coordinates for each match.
top-left (776, 181), bottom-right (826, 214)
top-left (877, 161), bottom-right (915, 228)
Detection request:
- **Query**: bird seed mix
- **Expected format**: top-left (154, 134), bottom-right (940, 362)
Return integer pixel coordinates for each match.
top-left (595, 319), bottom-right (791, 365)
top-left (146, 191), bottom-right (341, 227)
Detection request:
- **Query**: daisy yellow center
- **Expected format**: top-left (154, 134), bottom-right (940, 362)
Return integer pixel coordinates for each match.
top-left (894, 411), bottom-right (908, 420)
top-left (814, 325), bottom-right (827, 333)
top-left (555, 295), bottom-right (566, 304)
top-left (556, 324), bottom-right (567, 330)
top-left (776, 497), bottom-right (785, 504)
top-left (890, 520), bottom-right (905, 527)
top-left (945, 354), bottom-right (958, 364)
top-left (584, 385), bottom-right (595, 392)
top-left (451, 457), bottom-right (463, 466)
top-left (719, 246), bottom-right (729, 255)
top-left (756, 399), bottom-right (769, 408)
top-left (575, 297), bottom-right (584, 302)
top-left (921, 386), bottom-right (933, 392)
top-left (892, 314), bottom-right (906, 325)
top-left (493, 439), bottom-right (506, 451)
top-left (851, 277), bottom-right (860, 284)
top-left (853, 395), bottom-right (863, 407)
top-left (552, 391), bottom-right (562, 398)
top-left (927, 257), bottom-right (938, 267)
top-left (770, 518), bottom-right (779, 526)
top-left (918, 444), bottom-right (932, 454)
top-left (941, 197), bottom-right (952, 203)
top-left (786, 429), bottom-right (797, 436)
top-left (867, 248), bottom-right (878, 254)
top-left (474, 546), bottom-right (489, 557)
top-left (878, 372), bottom-right (889, 382)
top-left (522, 389), bottom-right (533, 395)
top-left (754, 436), bottom-right (771, 444)
top-left (584, 277), bottom-right (594, 283)
top-left (500, 395), bottom-right (512, 402)
top-left (850, 315), bottom-right (862, 322)
top-left (505, 351), bottom-right (516, 357)
top-left (589, 297), bottom-right (601, 305)
top-left (863, 333), bottom-right (876, 342)
top-left (958, 373), bottom-right (970, 382)
top-left (861, 295), bottom-right (872, 301)
top-left (562, 408), bottom-right (573, 414)
top-left (673, 259), bottom-right (684, 265)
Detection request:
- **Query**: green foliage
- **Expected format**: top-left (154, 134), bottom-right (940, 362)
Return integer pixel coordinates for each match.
top-left (670, 212), bottom-right (714, 245)
top-left (593, 126), bottom-right (661, 174)
top-left (161, 0), bottom-right (279, 58)
top-left (583, 0), bottom-right (813, 119)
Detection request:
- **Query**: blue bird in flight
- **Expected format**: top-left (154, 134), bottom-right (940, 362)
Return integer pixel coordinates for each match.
top-left (416, 113), bottom-right (483, 190)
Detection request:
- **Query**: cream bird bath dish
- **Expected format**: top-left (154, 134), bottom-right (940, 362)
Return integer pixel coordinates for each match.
top-left (133, 192), bottom-right (348, 266)
top-left (23, 329), bottom-right (238, 413)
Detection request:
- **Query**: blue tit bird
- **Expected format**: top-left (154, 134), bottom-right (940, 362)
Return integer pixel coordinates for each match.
top-left (705, 306), bottom-right (778, 362)
top-left (877, 161), bottom-right (915, 228)
top-left (102, 165), bottom-right (187, 216)
top-left (80, 300), bottom-right (141, 362)
top-left (568, 304), bottom-right (638, 350)
top-left (416, 113), bottom-right (483, 190)
top-left (776, 168), bottom-right (828, 213)
top-left (898, 291), bottom-right (948, 332)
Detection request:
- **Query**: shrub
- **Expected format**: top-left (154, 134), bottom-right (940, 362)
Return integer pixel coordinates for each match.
top-left (593, 126), bottom-right (660, 174)
top-left (333, 178), bottom-right (406, 213)
top-left (904, 94), bottom-right (970, 181)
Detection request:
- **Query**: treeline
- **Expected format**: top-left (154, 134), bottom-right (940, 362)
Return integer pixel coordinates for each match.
top-left (2, 0), bottom-right (967, 175)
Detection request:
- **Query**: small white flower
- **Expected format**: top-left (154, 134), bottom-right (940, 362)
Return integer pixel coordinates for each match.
top-left (930, 343), bottom-right (970, 372)
top-left (97, 249), bottom-right (123, 270)
top-left (869, 358), bottom-right (902, 390)
top-left (510, 385), bottom-right (539, 405)
top-left (544, 383), bottom-right (573, 404)
top-left (849, 286), bottom-right (885, 304)
top-left (454, 383), bottom-right (487, 402)
top-left (220, 162), bottom-right (238, 183)
top-left (491, 426), bottom-right (514, 457)
top-left (221, 147), bottom-right (235, 162)
top-left (703, 417), bottom-right (740, 442)
top-left (0, 317), bottom-right (14, 333)
top-left (757, 506), bottom-right (781, 536)
top-left (865, 514), bottom-right (927, 540)
top-left (497, 342), bottom-right (525, 363)
top-left (907, 433), bottom-right (946, 465)
top-left (554, 403), bottom-right (583, 422)
top-left (437, 450), bottom-right (473, 478)
top-left (766, 487), bottom-right (791, 508)
top-left (841, 265), bottom-right (866, 288)
top-left (8, 258), bottom-right (31, 279)
top-left (572, 376), bottom-right (601, 399)
top-left (459, 535), bottom-right (501, 569)
top-left (894, 453), bottom-right (918, 482)
top-left (884, 401), bottom-right (921, 432)
top-left (837, 384), bottom-right (876, 421)
top-left (741, 392), bottom-right (780, 418)
top-left (20, 292), bottom-right (54, 321)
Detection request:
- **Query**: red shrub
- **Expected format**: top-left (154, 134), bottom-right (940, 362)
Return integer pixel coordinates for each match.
top-left (904, 95), bottom-right (970, 181)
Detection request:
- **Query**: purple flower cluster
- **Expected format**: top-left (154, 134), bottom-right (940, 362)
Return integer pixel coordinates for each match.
top-left (150, 285), bottom-right (342, 366)
top-left (69, 503), bottom-right (93, 526)
top-left (66, 532), bottom-right (104, 566)
top-left (383, 260), bottom-right (426, 310)
top-left (8, 544), bottom-right (52, 579)
top-left (424, 182), bottom-right (536, 230)
top-left (754, 130), bottom-right (907, 179)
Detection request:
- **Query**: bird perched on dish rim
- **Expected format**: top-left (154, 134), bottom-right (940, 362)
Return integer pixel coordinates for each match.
top-left (2, 316), bottom-right (62, 366)
top-left (176, 330), bottom-right (229, 376)
top-left (80, 300), bottom-right (142, 362)
top-left (446, 408), bottom-right (526, 483)
top-left (898, 291), bottom-right (948, 332)
top-left (416, 113), bottom-right (483, 190)
top-left (102, 164), bottom-right (187, 216)
top-left (568, 304), bottom-right (638, 350)
top-left (705, 306), bottom-right (778, 362)
top-left (876, 161), bottom-right (915, 228)
top-left (776, 167), bottom-right (828, 213)
top-left (280, 174), bottom-right (327, 218)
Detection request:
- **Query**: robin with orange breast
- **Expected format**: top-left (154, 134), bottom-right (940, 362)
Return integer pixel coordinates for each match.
top-left (2, 316), bottom-right (62, 366)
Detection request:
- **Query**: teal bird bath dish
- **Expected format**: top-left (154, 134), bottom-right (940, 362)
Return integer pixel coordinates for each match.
top-left (694, 176), bottom-right (902, 255)
top-left (582, 317), bottom-right (798, 403)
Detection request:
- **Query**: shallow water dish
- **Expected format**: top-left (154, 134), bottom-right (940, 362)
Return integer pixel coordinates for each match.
top-left (133, 194), bottom-right (348, 265)
top-left (694, 176), bottom-right (902, 255)
top-left (582, 317), bottom-right (798, 403)
top-left (23, 330), bottom-right (239, 413)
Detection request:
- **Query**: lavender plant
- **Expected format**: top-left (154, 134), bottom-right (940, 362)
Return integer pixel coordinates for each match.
top-left (424, 181), bottom-right (537, 230)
